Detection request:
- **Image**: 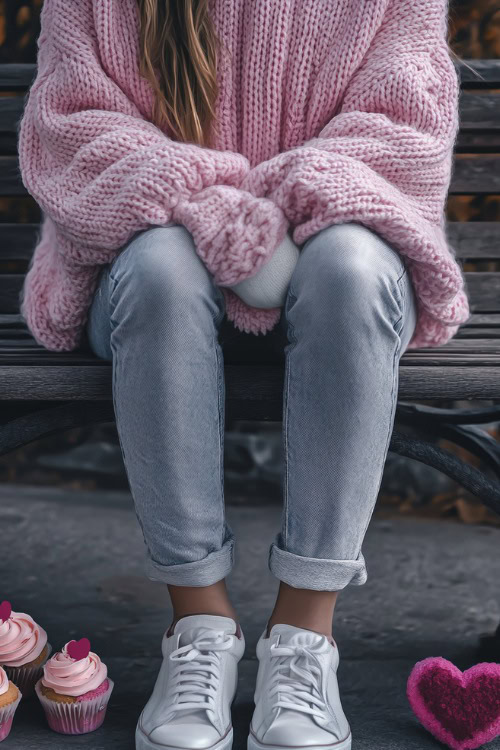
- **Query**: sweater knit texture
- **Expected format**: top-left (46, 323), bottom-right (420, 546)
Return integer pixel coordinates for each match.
top-left (18, 0), bottom-right (470, 352)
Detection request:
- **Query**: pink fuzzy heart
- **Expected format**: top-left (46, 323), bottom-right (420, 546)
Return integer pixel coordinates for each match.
top-left (0, 601), bottom-right (11, 623)
top-left (407, 657), bottom-right (500, 750)
top-left (67, 638), bottom-right (91, 661)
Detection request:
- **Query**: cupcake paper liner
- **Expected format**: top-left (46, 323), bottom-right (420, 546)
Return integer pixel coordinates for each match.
top-left (4, 643), bottom-right (52, 698)
top-left (35, 678), bottom-right (114, 735)
top-left (0, 689), bottom-right (22, 742)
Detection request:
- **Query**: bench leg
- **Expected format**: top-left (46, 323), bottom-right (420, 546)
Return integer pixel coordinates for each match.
top-left (0, 401), bottom-right (115, 456)
top-left (396, 401), bottom-right (500, 478)
top-left (389, 429), bottom-right (500, 516)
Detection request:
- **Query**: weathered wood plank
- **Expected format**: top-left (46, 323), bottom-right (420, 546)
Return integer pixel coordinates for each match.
top-left (0, 224), bottom-right (40, 260)
top-left (0, 64), bottom-right (36, 90)
top-left (0, 309), bottom-right (490, 334)
top-left (2, 154), bottom-right (498, 196)
top-left (456, 132), bottom-right (500, 150)
top-left (1, 60), bottom-right (499, 90)
top-left (0, 314), bottom-right (26, 327)
top-left (456, 328), bottom-right (500, 339)
top-left (460, 93), bottom-right (500, 130)
top-left (464, 272), bottom-right (500, 312)
top-left (0, 96), bottom-right (24, 133)
top-left (0, 363), bottom-right (498, 403)
top-left (457, 59), bottom-right (500, 87)
top-left (409, 339), bottom-right (500, 351)
top-left (0, 270), bottom-right (498, 315)
top-left (2, 337), bottom-right (496, 356)
top-left (0, 157), bottom-right (24, 195)
top-left (0, 366), bottom-right (112, 400)
top-left (2, 91), bottom-right (498, 135)
top-left (451, 156), bottom-right (500, 193)
top-left (447, 222), bottom-right (500, 259)
top-left (0, 221), bottom-right (497, 263)
top-left (0, 275), bottom-right (24, 313)
top-left (452, 313), bottom-right (500, 327)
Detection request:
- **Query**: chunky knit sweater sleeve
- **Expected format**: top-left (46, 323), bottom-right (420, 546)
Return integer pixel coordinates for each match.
top-left (18, 0), bottom-right (287, 275)
top-left (240, 0), bottom-right (470, 348)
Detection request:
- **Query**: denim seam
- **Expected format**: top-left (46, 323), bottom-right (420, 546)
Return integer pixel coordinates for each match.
top-left (211, 284), bottom-right (226, 546)
top-left (352, 298), bottom-right (403, 559)
top-left (214, 329), bottom-right (226, 548)
top-left (392, 267), bottom-right (408, 336)
top-left (106, 265), bottom-right (153, 559)
top-left (282, 285), bottom-right (299, 549)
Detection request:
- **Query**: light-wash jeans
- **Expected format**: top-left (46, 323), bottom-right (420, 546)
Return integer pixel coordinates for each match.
top-left (85, 222), bottom-right (417, 591)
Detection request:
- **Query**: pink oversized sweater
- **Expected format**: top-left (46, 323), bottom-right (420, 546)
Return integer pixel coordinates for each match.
top-left (18, 0), bottom-right (470, 352)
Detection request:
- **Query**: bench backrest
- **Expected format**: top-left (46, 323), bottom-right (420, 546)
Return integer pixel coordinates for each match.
top-left (0, 61), bottom-right (499, 327)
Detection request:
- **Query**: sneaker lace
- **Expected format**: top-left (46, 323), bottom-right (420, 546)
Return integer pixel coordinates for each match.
top-left (268, 639), bottom-right (331, 720)
top-left (167, 630), bottom-right (234, 717)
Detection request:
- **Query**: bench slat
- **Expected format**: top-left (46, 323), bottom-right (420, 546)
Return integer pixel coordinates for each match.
top-left (0, 97), bottom-right (24, 133)
top-left (0, 270), bottom-right (498, 314)
top-left (464, 273), bottom-right (500, 312)
top-left (1, 60), bottom-right (499, 89)
top-left (0, 333), bottom-right (499, 356)
top-left (3, 91), bottom-right (499, 134)
top-left (0, 224), bottom-right (40, 260)
top-left (456, 132), bottom-right (500, 150)
top-left (446, 222), bottom-right (500, 259)
top-left (456, 328), bottom-right (500, 338)
top-left (0, 64), bottom-right (36, 90)
top-left (0, 364), bottom-right (498, 402)
top-left (460, 93), bottom-right (500, 130)
top-left (0, 156), bottom-right (25, 195)
top-left (461, 314), bottom-right (500, 326)
top-left (0, 276), bottom-right (24, 313)
top-left (0, 222), bottom-right (498, 262)
top-left (457, 59), bottom-right (500, 87)
top-left (451, 156), bottom-right (500, 193)
top-left (2, 154), bottom-right (499, 196)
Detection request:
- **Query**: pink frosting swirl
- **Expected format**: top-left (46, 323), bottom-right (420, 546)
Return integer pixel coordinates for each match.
top-left (42, 642), bottom-right (107, 697)
top-left (0, 667), bottom-right (8, 696)
top-left (0, 611), bottom-right (48, 668)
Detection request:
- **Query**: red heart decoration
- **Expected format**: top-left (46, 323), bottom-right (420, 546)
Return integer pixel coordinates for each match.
top-left (66, 638), bottom-right (91, 661)
top-left (0, 601), bottom-right (12, 623)
top-left (407, 657), bottom-right (500, 750)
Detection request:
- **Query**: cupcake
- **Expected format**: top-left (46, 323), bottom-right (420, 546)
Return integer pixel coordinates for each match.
top-left (0, 601), bottom-right (51, 697)
top-left (35, 638), bottom-right (113, 735)
top-left (0, 666), bottom-right (22, 742)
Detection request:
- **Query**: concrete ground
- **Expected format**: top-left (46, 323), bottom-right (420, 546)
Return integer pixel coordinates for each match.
top-left (1, 482), bottom-right (499, 750)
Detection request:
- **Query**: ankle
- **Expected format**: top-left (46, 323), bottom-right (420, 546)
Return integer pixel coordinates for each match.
top-left (168, 580), bottom-right (238, 625)
top-left (266, 581), bottom-right (339, 639)
top-left (266, 615), bottom-right (333, 640)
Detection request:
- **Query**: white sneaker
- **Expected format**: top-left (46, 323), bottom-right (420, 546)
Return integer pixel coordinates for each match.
top-left (248, 624), bottom-right (352, 750)
top-left (136, 614), bottom-right (245, 750)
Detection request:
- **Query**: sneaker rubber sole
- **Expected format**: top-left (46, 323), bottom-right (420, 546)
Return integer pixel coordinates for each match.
top-left (247, 729), bottom-right (352, 750)
top-left (136, 724), bottom-right (234, 750)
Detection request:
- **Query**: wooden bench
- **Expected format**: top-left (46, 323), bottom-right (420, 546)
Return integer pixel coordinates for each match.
top-left (1, 61), bottom-right (500, 526)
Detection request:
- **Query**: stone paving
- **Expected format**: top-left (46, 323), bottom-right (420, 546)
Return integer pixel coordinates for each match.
top-left (1, 483), bottom-right (499, 749)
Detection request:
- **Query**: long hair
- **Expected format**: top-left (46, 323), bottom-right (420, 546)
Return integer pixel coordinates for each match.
top-left (136, 0), bottom-right (220, 147)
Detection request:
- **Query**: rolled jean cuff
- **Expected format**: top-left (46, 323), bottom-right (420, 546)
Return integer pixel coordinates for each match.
top-left (145, 538), bottom-right (234, 587)
top-left (268, 542), bottom-right (367, 591)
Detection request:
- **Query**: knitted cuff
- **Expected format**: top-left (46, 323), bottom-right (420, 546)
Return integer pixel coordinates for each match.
top-left (172, 185), bottom-right (290, 287)
top-left (221, 287), bottom-right (282, 336)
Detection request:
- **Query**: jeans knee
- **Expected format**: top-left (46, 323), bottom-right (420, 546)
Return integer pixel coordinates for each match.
top-left (109, 225), bottom-right (225, 317)
top-left (297, 222), bottom-right (407, 303)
